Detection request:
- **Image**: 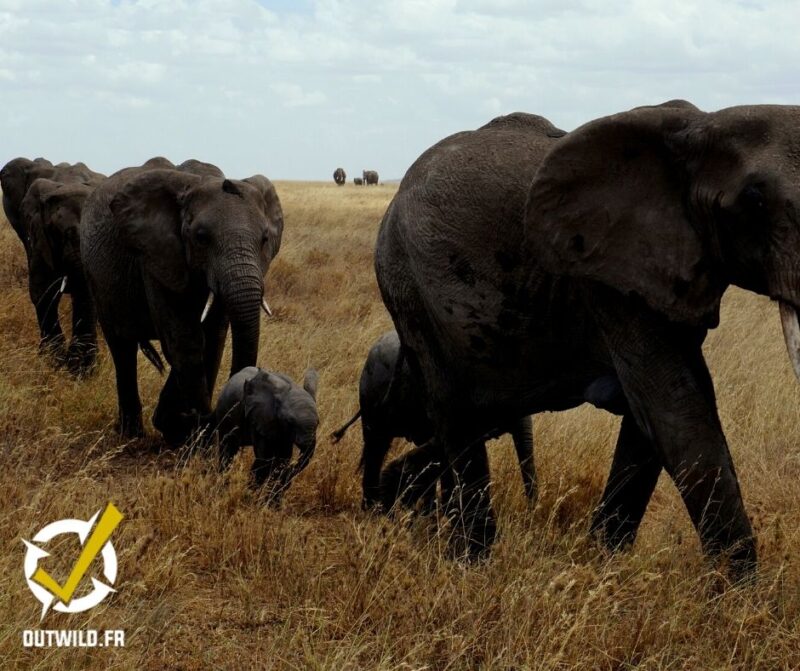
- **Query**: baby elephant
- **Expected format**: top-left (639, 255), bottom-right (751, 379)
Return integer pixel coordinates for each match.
top-left (212, 367), bottom-right (319, 499)
top-left (332, 331), bottom-right (536, 510)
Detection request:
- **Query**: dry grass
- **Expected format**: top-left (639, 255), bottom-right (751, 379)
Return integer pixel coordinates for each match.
top-left (1, 180), bottom-right (800, 669)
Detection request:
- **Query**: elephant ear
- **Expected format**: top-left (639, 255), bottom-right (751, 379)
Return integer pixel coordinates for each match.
top-left (302, 369), bottom-right (319, 401)
top-left (109, 169), bottom-right (198, 291)
top-left (525, 104), bottom-right (724, 326)
top-left (22, 179), bottom-right (58, 268)
top-left (243, 175), bottom-right (284, 260)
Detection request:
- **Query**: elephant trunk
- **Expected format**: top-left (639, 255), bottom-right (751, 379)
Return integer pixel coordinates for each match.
top-left (779, 301), bottom-right (800, 382)
top-left (218, 261), bottom-right (264, 377)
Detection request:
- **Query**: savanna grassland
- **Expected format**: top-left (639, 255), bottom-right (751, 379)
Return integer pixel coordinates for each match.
top-left (1, 181), bottom-right (800, 670)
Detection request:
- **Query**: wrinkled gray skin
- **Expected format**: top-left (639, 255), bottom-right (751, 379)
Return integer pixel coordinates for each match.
top-left (1, 157), bottom-right (103, 260)
top-left (354, 177), bottom-right (363, 186)
top-left (363, 170), bottom-right (379, 186)
top-left (375, 102), bottom-right (800, 578)
top-left (81, 158), bottom-right (283, 443)
top-left (331, 331), bottom-right (537, 510)
top-left (213, 366), bottom-right (319, 499)
top-left (333, 167), bottom-right (346, 186)
top-left (22, 178), bottom-right (104, 374)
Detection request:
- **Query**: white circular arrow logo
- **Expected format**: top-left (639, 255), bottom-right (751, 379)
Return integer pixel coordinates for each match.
top-left (22, 503), bottom-right (122, 621)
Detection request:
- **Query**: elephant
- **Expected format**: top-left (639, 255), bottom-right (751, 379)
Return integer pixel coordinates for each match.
top-left (363, 170), bottom-right (379, 186)
top-left (374, 102), bottom-right (800, 577)
top-left (1, 157), bottom-right (104, 258)
top-left (21, 178), bottom-right (101, 373)
top-left (211, 366), bottom-right (319, 499)
top-left (331, 330), bottom-right (537, 510)
top-left (354, 177), bottom-right (363, 186)
top-left (81, 159), bottom-right (283, 443)
top-left (333, 167), bottom-right (346, 186)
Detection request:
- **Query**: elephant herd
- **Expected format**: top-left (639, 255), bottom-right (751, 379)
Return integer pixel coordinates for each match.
top-left (5, 96), bottom-right (800, 580)
top-left (332, 167), bottom-right (379, 186)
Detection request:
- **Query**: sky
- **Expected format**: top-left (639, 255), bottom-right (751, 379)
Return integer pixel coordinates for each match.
top-left (0, 0), bottom-right (798, 181)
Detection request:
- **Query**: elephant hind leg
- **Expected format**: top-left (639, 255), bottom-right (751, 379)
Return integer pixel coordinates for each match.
top-left (361, 425), bottom-right (393, 510)
top-left (379, 439), bottom-right (446, 513)
top-left (66, 284), bottom-right (98, 377)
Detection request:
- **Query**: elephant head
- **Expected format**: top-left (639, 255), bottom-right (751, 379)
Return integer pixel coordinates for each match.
top-left (109, 170), bottom-right (283, 375)
top-left (23, 178), bottom-right (91, 278)
top-left (526, 102), bottom-right (800, 378)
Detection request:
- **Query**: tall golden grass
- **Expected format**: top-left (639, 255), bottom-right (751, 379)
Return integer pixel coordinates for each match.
top-left (1, 181), bottom-right (799, 669)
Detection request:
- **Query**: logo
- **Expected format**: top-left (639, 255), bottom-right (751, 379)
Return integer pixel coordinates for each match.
top-left (23, 503), bottom-right (123, 621)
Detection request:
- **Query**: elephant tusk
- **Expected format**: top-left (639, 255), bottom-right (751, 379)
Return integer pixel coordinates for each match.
top-left (779, 301), bottom-right (800, 382)
top-left (201, 291), bottom-right (215, 323)
top-left (59, 276), bottom-right (67, 294)
top-left (261, 297), bottom-right (273, 317)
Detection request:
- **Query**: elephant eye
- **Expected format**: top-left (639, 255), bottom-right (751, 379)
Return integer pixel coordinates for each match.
top-left (194, 227), bottom-right (211, 246)
top-left (741, 184), bottom-right (766, 213)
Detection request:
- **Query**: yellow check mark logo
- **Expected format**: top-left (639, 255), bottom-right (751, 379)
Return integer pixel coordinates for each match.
top-left (31, 502), bottom-right (123, 605)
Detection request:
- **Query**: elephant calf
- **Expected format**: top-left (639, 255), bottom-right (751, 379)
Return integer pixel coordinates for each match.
top-left (331, 331), bottom-right (537, 510)
top-left (212, 366), bottom-right (319, 500)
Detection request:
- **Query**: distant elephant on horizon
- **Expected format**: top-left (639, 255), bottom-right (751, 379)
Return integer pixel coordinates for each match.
top-left (354, 177), bottom-right (363, 186)
top-left (81, 158), bottom-right (283, 443)
top-left (331, 330), bottom-right (537, 510)
top-left (375, 101), bottom-right (800, 579)
top-left (21, 178), bottom-right (104, 374)
top-left (1, 157), bottom-right (104, 259)
top-left (333, 167), bottom-right (346, 185)
top-left (363, 170), bottom-right (379, 186)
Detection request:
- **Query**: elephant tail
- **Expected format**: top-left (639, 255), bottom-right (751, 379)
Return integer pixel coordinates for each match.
top-left (139, 340), bottom-right (165, 375)
top-left (330, 409), bottom-right (361, 443)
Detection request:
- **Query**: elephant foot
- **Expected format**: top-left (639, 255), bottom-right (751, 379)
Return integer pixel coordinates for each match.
top-left (589, 509), bottom-right (638, 554)
top-left (116, 412), bottom-right (145, 440)
top-left (446, 500), bottom-right (497, 562)
top-left (64, 342), bottom-right (98, 378)
top-left (153, 404), bottom-right (200, 447)
top-left (39, 335), bottom-right (67, 363)
top-left (379, 449), bottom-right (443, 514)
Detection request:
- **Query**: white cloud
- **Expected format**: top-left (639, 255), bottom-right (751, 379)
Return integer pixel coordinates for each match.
top-left (0, 1), bottom-right (798, 179)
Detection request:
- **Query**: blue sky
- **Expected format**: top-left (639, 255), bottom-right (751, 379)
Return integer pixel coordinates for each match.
top-left (1, 1), bottom-right (798, 180)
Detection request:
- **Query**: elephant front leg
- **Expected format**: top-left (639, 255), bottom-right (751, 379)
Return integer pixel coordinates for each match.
top-left (591, 413), bottom-right (662, 550)
top-left (444, 433), bottom-right (495, 560)
top-left (592, 292), bottom-right (756, 578)
top-left (28, 263), bottom-right (65, 358)
top-left (202, 302), bottom-right (229, 391)
top-left (153, 365), bottom-right (210, 446)
top-left (510, 415), bottom-right (537, 504)
top-left (150, 291), bottom-right (211, 445)
top-left (107, 337), bottom-right (144, 438)
top-left (252, 436), bottom-right (293, 503)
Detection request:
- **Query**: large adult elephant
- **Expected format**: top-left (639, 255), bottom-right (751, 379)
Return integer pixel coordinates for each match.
top-left (375, 102), bottom-right (800, 577)
top-left (1, 158), bottom-right (103, 257)
top-left (333, 167), bottom-right (346, 186)
top-left (81, 160), bottom-right (283, 443)
top-left (363, 170), bottom-right (379, 186)
top-left (21, 178), bottom-right (101, 373)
